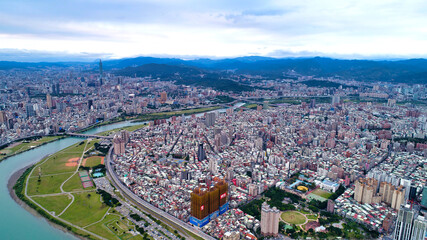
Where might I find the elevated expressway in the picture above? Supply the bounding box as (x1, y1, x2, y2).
(105, 148, 215, 240)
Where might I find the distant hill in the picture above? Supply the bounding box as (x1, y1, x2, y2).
(0, 61, 66, 70)
(300, 80, 356, 89)
(2, 56, 427, 84)
(114, 63, 202, 78)
(109, 56, 427, 84)
(114, 63, 254, 92)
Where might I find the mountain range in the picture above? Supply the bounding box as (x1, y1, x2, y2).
(1, 56, 427, 85)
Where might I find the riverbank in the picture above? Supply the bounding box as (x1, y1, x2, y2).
(8, 165, 82, 240)
(0, 135, 65, 163)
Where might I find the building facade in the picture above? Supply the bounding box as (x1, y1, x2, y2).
(260, 202, 280, 237)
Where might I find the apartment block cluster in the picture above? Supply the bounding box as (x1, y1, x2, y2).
(108, 97, 426, 238)
(0, 68, 224, 145)
(354, 178, 405, 210)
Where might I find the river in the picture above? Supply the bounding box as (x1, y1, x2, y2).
(1, 121, 142, 240)
(1, 103, 244, 240)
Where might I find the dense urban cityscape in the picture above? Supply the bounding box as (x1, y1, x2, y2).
(1, 1, 427, 239)
(0, 59, 426, 240)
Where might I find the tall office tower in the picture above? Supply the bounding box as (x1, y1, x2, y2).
(260, 202, 280, 237)
(160, 91, 167, 103)
(409, 185, 417, 201)
(332, 95, 340, 105)
(56, 83, 60, 94)
(25, 104, 35, 118)
(327, 199, 335, 213)
(88, 99, 93, 110)
(46, 94, 53, 109)
(0, 111, 7, 124)
(421, 185, 427, 208)
(197, 143, 206, 161)
(205, 112, 216, 127)
(394, 205, 415, 240)
(99, 59, 103, 86)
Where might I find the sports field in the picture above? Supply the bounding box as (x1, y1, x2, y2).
(311, 189, 333, 198)
(82, 156, 104, 167)
(22, 140, 140, 239)
(307, 188, 332, 202)
(281, 211, 306, 225)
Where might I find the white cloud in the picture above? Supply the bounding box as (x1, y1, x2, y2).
(0, 0, 426, 59)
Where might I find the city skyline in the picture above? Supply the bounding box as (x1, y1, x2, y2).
(1, 0, 427, 61)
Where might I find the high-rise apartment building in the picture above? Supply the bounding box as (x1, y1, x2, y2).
(205, 112, 216, 127)
(393, 204, 427, 240)
(391, 186, 405, 210)
(46, 94, 53, 109)
(113, 135, 125, 155)
(25, 103, 35, 118)
(412, 215, 427, 240)
(327, 199, 335, 213)
(0, 111, 7, 124)
(208, 157, 218, 174)
(260, 202, 280, 237)
(190, 179, 228, 227)
(160, 91, 167, 103)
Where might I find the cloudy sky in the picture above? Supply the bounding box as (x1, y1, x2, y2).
(0, 0, 426, 61)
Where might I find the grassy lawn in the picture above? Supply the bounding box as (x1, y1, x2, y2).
(83, 156, 104, 167)
(32, 194, 73, 215)
(27, 173, 73, 195)
(97, 124, 147, 136)
(61, 191, 108, 227)
(300, 209, 310, 214)
(62, 173, 94, 192)
(106, 219, 136, 239)
(311, 189, 333, 199)
(281, 211, 306, 225)
(242, 103, 258, 109)
(0, 136, 62, 160)
(23, 138, 145, 240)
(307, 214, 318, 220)
(36, 151, 81, 175)
(32, 140, 90, 175)
(86, 211, 139, 240)
(133, 106, 221, 122)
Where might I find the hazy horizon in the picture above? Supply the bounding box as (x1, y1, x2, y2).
(1, 0, 427, 61)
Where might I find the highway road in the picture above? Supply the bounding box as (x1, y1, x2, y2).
(105, 147, 216, 240)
